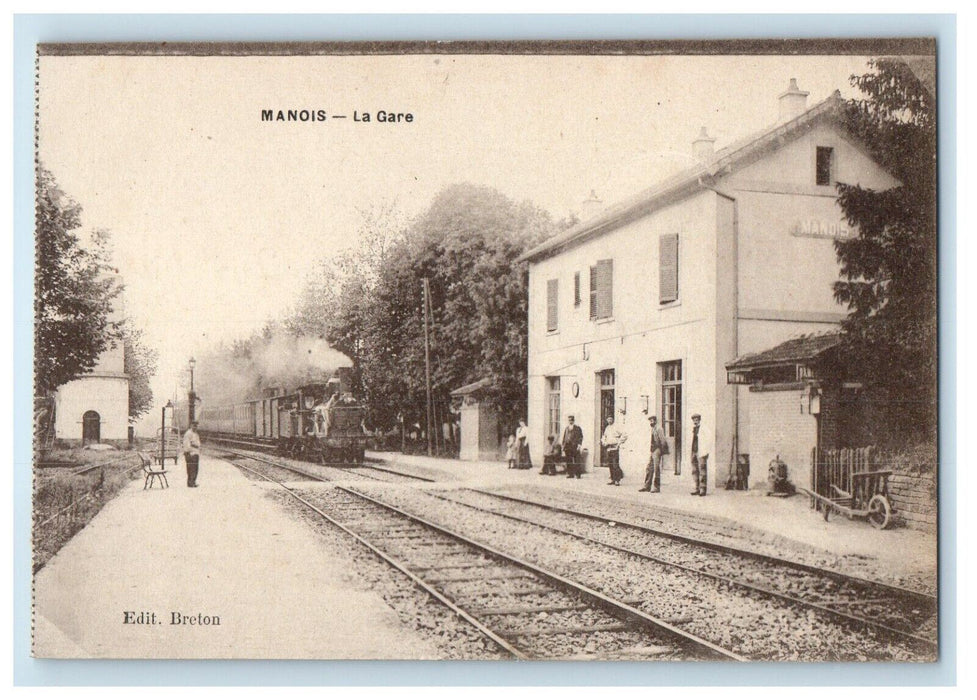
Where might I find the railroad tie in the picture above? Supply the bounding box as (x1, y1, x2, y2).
(425, 571, 535, 584)
(508, 623, 631, 636)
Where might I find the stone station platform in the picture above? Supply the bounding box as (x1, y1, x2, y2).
(32, 454, 439, 659)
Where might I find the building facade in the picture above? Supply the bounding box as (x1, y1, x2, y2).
(520, 81, 898, 487)
(53, 284, 129, 446)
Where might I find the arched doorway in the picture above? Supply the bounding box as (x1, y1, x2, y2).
(82, 410, 100, 445)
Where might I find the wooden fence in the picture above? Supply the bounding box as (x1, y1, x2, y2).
(810, 446, 875, 511)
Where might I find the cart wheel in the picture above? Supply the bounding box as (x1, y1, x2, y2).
(868, 495, 892, 530)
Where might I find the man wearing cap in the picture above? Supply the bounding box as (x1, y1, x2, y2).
(182, 421, 201, 488)
(640, 414, 668, 492)
(561, 415, 584, 479)
(690, 413, 708, 496)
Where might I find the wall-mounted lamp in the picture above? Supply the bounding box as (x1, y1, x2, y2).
(618, 397, 627, 415)
(640, 395, 650, 414)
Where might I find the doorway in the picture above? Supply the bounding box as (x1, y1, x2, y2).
(595, 369, 615, 466)
(659, 361, 682, 474)
(82, 410, 100, 445)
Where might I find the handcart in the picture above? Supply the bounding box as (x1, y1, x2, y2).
(798, 469, 894, 530)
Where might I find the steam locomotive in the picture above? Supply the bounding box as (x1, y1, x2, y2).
(180, 368, 370, 464)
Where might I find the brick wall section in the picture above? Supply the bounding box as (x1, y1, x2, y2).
(747, 386, 817, 489)
(887, 471, 937, 533)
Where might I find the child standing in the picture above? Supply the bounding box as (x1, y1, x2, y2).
(505, 434, 517, 469)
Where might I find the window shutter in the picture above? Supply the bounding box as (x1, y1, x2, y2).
(659, 234, 679, 304)
(546, 278, 559, 332)
(589, 266, 598, 319)
(573, 272, 581, 307)
(596, 259, 613, 319)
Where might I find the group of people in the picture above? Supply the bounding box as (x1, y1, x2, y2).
(505, 415, 585, 478)
(507, 412, 709, 495)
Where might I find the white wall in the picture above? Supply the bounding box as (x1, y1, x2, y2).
(55, 375, 130, 442)
(528, 190, 719, 481)
(526, 116, 897, 486)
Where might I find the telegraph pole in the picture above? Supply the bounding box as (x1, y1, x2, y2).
(188, 357, 197, 422)
(422, 278, 433, 456)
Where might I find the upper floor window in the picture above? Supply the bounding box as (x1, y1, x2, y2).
(546, 278, 559, 332)
(659, 234, 679, 304)
(816, 146, 834, 186)
(573, 272, 581, 307)
(589, 259, 613, 320)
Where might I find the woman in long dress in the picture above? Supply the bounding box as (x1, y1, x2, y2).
(516, 419, 532, 470)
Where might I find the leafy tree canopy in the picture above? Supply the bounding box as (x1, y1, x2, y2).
(35, 167, 122, 395)
(121, 322, 159, 420)
(288, 184, 558, 433)
(832, 58, 937, 444)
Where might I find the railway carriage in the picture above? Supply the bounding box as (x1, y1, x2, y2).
(186, 369, 370, 465)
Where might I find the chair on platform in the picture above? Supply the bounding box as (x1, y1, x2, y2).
(141, 452, 169, 489)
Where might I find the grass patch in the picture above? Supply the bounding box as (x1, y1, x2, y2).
(33, 448, 143, 572)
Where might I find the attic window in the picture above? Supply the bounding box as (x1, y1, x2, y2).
(816, 147, 834, 186)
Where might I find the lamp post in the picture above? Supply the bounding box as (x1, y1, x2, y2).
(188, 357, 197, 422)
(160, 399, 173, 464)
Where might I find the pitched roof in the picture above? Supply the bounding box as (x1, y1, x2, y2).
(450, 377, 493, 397)
(725, 332, 842, 371)
(518, 90, 845, 263)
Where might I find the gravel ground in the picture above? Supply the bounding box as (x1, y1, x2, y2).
(496, 484, 938, 596)
(294, 487, 705, 660)
(351, 484, 931, 661)
(439, 487, 936, 640)
(265, 487, 510, 660)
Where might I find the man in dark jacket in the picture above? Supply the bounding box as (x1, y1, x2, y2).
(640, 414, 668, 492)
(561, 415, 584, 479)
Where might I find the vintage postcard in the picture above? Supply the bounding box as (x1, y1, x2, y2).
(32, 40, 939, 662)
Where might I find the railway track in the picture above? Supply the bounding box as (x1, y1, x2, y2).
(210, 444, 433, 484)
(429, 488, 938, 657)
(220, 451, 743, 661)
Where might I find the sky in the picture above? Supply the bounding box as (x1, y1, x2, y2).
(36, 52, 874, 433)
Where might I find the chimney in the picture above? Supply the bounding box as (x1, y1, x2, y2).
(692, 126, 716, 161)
(580, 189, 603, 220)
(778, 78, 810, 122)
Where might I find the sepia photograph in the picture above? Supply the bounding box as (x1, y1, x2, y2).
(30, 39, 939, 664)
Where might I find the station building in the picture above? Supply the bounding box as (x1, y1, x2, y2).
(53, 283, 130, 446)
(519, 81, 898, 488)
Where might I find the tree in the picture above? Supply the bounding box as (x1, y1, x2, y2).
(832, 58, 937, 445)
(121, 323, 158, 420)
(34, 167, 122, 395)
(287, 184, 557, 436)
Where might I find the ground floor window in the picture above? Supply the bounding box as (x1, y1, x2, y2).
(659, 361, 682, 472)
(546, 376, 561, 439)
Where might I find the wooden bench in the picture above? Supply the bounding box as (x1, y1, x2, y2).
(140, 452, 169, 489)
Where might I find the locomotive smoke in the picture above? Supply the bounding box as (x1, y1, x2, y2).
(252, 335, 351, 391)
(194, 332, 352, 407)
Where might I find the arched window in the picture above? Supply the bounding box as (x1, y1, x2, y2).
(82, 410, 100, 445)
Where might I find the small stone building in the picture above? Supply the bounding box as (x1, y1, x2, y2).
(450, 378, 500, 462)
(53, 283, 130, 446)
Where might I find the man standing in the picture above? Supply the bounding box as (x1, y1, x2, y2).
(640, 414, 668, 492)
(561, 415, 584, 479)
(689, 413, 708, 496)
(600, 415, 627, 486)
(183, 421, 201, 488)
